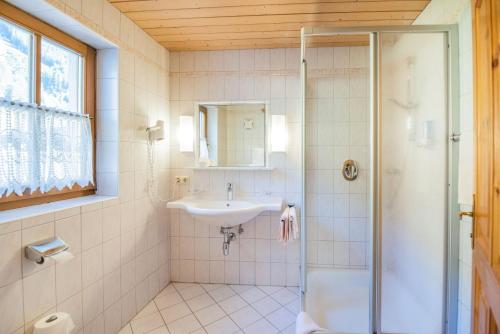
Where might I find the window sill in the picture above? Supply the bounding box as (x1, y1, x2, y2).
(0, 195, 118, 225)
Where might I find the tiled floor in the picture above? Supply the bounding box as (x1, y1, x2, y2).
(119, 283, 299, 334)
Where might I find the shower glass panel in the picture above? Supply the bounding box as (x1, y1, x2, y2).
(302, 34, 372, 334)
(379, 31, 448, 334)
(301, 27, 457, 334)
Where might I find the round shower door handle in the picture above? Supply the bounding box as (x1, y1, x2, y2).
(342, 160, 359, 181)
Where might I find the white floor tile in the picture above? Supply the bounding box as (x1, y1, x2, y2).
(243, 318, 278, 334)
(229, 305, 262, 328)
(167, 314, 201, 334)
(252, 297, 281, 316)
(160, 302, 192, 324)
(195, 304, 226, 326)
(155, 291, 183, 310)
(280, 323, 295, 334)
(134, 301, 158, 320)
(239, 287, 267, 304)
(122, 283, 299, 334)
(284, 299, 300, 315)
(270, 289, 297, 305)
(186, 293, 216, 312)
(191, 329, 207, 334)
(147, 326, 170, 334)
(204, 316, 240, 334)
(219, 295, 248, 314)
(265, 307, 295, 330)
(177, 284, 205, 300)
(131, 312, 165, 334)
(208, 286, 236, 302)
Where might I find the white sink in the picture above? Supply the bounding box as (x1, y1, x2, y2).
(166, 197, 283, 226)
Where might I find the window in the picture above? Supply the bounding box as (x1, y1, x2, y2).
(41, 38, 83, 113)
(0, 2, 96, 210)
(0, 17, 33, 102)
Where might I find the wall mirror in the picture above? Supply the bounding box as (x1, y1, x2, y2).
(195, 102, 269, 168)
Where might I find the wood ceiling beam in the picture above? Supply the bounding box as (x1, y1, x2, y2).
(124, 1, 428, 20)
(144, 20, 412, 36)
(110, 0, 427, 12)
(135, 11, 421, 29)
(162, 34, 369, 51)
(155, 30, 303, 42)
(153, 30, 375, 42)
(166, 41, 368, 51)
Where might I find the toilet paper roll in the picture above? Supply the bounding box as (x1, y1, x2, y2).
(50, 251, 74, 265)
(33, 312, 75, 334)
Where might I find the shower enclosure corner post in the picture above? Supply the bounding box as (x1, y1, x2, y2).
(299, 26, 308, 310)
(445, 24, 461, 334)
(369, 31, 381, 334)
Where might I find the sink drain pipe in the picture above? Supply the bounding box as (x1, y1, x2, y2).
(220, 225, 244, 256)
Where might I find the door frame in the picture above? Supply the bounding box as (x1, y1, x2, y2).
(300, 25, 460, 334)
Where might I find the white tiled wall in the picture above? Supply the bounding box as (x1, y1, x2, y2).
(168, 46, 369, 286)
(304, 46, 370, 269)
(169, 48, 302, 287)
(0, 0, 171, 334)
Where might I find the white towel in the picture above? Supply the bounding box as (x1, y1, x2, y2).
(279, 206, 290, 243)
(295, 312, 326, 334)
(279, 206, 299, 244)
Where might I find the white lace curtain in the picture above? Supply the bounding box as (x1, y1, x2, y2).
(0, 99, 93, 196)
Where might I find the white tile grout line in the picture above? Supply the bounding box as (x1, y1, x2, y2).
(175, 283, 265, 333)
(126, 283, 299, 334)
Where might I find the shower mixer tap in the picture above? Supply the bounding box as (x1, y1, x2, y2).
(342, 160, 359, 181)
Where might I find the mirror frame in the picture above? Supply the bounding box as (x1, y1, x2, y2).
(193, 101, 271, 169)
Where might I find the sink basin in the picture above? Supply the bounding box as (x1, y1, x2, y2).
(166, 197, 283, 226)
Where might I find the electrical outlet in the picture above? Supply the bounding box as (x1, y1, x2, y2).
(175, 176, 189, 184)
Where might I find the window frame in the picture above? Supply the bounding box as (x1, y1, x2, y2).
(0, 1, 96, 210)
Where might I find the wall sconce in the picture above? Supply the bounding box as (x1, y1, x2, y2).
(179, 115, 193, 152)
(271, 114, 287, 152)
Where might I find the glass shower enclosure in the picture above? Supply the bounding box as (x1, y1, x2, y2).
(300, 26, 460, 334)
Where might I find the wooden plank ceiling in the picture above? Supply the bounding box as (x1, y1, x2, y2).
(109, 0, 431, 51)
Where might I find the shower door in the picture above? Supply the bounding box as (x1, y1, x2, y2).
(300, 26, 460, 334)
(376, 30, 456, 334)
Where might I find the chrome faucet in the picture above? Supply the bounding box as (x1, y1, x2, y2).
(226, 182, 233, 202)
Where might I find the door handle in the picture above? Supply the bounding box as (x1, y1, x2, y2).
(459, 195, 475, 249)
(458, 211, 474, 219)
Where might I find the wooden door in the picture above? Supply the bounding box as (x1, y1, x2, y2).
(472, 0, 500, 332)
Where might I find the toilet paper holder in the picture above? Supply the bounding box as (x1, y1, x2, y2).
(25, 237, 69, 264)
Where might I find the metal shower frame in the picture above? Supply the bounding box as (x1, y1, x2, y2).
(299, 25, 460, 334)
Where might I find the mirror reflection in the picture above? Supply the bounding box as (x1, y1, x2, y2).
(198, 103, 266, 167)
